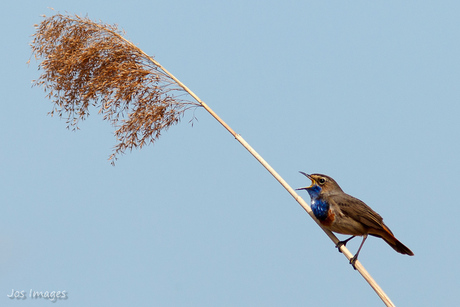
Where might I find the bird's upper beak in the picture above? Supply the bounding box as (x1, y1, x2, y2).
(296, 171, 315, 190)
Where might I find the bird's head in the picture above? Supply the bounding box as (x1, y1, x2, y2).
(296, 172, 343, 198)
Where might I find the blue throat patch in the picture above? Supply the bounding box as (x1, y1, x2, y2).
(307, 185, 329, 221)
(306, 185, 321, 199)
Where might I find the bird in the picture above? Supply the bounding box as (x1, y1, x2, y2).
(296, 172, 413, 269)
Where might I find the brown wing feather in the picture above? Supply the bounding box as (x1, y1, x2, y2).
(329, 193, 414, 255)
(329, 193, 389, 232)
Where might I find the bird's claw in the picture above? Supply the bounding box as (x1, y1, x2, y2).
(335, 240, 347, 253)
(349, 256, 358, 270)
(335, 236, 356, 254)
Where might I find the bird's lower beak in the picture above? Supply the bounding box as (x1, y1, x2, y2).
(296, 171, 315, 190)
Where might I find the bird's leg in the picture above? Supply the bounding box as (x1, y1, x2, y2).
(349, 234, 368, 270)
(335, 236, 356, 253)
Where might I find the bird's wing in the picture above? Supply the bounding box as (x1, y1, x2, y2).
(329, 193, 391, 233)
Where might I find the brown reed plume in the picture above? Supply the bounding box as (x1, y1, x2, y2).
(30, 13, 199, 164)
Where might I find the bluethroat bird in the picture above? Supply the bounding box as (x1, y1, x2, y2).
(297, 172, 414, 269)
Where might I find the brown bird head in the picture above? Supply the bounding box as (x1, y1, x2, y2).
(297, 172, 343, 196)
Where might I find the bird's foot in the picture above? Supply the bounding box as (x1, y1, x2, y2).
(335, 236, 356, 253)
(335, 240, 348, 253)
(335, 241, 347, 253)
(349, 256, 358, 270)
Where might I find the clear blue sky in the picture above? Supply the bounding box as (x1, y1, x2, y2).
(2, 1, 459, 306)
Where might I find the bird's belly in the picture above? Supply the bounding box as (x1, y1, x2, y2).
(324, 214, 367, 236)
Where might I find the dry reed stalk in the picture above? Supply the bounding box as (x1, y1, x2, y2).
(31, 13, 395, 307)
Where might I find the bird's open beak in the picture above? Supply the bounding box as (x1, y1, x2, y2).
(296, 171, 315, 190)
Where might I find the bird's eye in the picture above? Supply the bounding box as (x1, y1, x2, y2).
(318, 178, 326, 184)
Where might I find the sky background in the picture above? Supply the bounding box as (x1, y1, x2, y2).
(1, 1, 459, 306)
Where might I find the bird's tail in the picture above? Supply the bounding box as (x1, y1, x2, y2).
(370, 224, 414, 256)
(382, 236, 414, 256)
